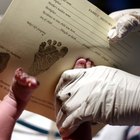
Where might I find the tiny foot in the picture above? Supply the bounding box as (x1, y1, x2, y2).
(14, 68, 39, 89)
(74, 58, 95, 69)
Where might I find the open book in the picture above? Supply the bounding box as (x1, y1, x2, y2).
(0, 0, 140, 133)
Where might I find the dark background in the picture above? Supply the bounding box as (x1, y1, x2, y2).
(88, 0, 140, 14)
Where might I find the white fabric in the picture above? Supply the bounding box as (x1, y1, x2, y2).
(92, 125, 128, 140)
(55, 66, 140, 137)
(108, 9, 140, 42)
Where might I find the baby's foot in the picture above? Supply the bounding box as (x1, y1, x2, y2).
(9, 68, 39, 102)
(14, 68, 39, 89)
(74, 58, 95, 69)
(0, 68, 39, 121)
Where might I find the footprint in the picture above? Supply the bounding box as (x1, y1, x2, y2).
(28, 39, 68, 76)
(0, 52, 10, 73)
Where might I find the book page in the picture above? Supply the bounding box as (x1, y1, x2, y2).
(0, 0, 140, 123)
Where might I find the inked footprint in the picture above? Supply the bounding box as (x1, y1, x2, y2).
(28, 39, 68, 76)
(0, 52, 10, 73)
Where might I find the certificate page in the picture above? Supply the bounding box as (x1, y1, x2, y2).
(0, 0, 140, 123)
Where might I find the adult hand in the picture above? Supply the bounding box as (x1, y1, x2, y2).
(0, 68, 39, 140)
(55, 58, 140, 138)
(108, 9, 140, 42)
(55, 58, 94, 140)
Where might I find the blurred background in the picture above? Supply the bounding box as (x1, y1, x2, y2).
(0, 0, 11, 15)
(88, 0, 140, 14)
(12, 111, 61, 140)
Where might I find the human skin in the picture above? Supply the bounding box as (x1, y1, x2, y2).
(0, 68, 39, 140)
